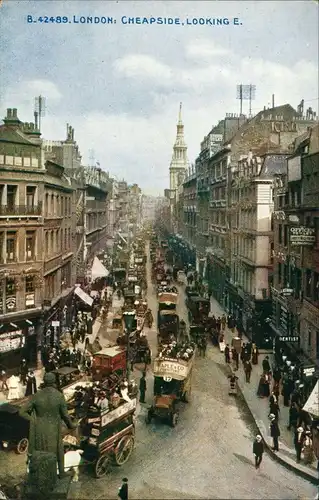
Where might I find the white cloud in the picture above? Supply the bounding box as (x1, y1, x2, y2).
(2, 80, 62, 116)
(186, 40, 231, 58)
(113, 55, 172, 82)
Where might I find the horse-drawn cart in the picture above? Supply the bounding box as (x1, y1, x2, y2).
(63, 398, 137, 478)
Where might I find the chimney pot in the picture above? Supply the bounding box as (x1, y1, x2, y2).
(12, 109, 17, 118)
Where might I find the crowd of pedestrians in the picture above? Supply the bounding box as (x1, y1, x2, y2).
(219, 324, 317, 468)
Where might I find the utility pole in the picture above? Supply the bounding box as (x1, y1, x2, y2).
(34, 95, 46, 132)
(236, 84, 256, 117)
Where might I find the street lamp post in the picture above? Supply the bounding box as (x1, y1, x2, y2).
(122, 311, 135, 379)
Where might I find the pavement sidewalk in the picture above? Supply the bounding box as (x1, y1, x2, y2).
(209, 296, 319, 484)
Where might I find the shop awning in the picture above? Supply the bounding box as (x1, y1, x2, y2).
(74, 287, 93, 307)
(303, 381, 319, 417)
(91, 257, 109, 280)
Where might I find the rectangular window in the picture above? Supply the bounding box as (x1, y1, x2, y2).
(308, 328, 312, 347)
(7, 185, 17, 208)
(25, 275, 35, 293)
(314, 272, 319, 302)
(305, 269, 312, 298)
(26, 186, 36, 208)
(0, 232, 3, 264)
(5, 277, 16, 296)
(283, 225, 288, 246)
(5, 277, 16, 312)
(26, 230, 36, 261)
(6, 231, 16, 262)
(278, 224, 282, 244)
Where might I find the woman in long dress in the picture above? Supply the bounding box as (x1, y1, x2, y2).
(7, 374, 21, 400)
(251, 344, 259, 365)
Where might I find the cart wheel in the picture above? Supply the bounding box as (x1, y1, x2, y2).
(171, 412, 178, 428)
(16, 438, 29, 454)
(95, 454, 111, 478)
(114, 435, 135, 466)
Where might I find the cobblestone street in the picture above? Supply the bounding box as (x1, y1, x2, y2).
(0, 247, 317, 499)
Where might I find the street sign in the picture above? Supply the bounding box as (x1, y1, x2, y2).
(52, 321, 60, 327)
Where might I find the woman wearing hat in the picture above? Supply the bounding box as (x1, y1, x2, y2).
(270, 414, 280, 452)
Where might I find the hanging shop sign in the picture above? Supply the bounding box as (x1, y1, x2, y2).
(303, 365, 316, 377)
(0, 330, 25, 353)
(279, 336, 299, 342)
(290, 227, 316, 246)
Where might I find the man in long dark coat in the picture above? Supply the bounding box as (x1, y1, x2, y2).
(19, 372, 76, 477)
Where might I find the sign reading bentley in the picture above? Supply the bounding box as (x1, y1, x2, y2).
(289, 226, 316, 246)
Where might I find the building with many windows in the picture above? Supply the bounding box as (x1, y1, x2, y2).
(0, 108, 44, 367)
(271, 123, 319, 368)
(41, 159, 76, 344)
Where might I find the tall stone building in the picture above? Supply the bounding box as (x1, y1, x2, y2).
(43, 127, 85, 282)
(0, 109, 44, 367)
(182, 165, 197, 252)
(225, 104, 317, 343)
(169, 103, 188, 229)
(271, 123, 319, 370)
(196, 114, 246, 283)
(43, 128, 111, 283)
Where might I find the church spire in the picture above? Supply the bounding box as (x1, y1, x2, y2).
(178, 102, 182, 124)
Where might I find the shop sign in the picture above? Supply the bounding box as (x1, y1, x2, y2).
(279, 336, 299, 342)
(0, 330, 25, 353)
(303, 366, 316, 377)
(128, 276, 137, 282)
(282, 288, 293, 296)
(25, 293, 35, 307)
(290, 227, 316, 246)
(52, 321, 60, 327)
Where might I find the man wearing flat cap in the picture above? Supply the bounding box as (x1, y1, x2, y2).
(20, 371, 77, 477)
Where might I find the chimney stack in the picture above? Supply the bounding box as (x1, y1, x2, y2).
(7, 108, 12, 118)
(272, 94, 275, 108)
(12, 109, 17, 118)
(34, 111, 38, 129)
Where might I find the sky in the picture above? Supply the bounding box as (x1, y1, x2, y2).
(0, 1, 318, 195)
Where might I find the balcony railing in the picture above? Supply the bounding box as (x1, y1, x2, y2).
(0, 203, 42, 216)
